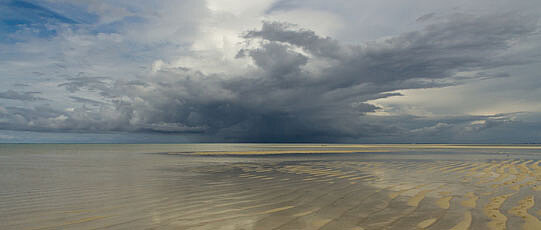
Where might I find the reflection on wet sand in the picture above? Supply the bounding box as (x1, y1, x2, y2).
(171, 153, 541, 229)
(2, 144, 541, 229)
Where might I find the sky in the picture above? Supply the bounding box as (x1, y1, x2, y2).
(1, 0, 541, 143)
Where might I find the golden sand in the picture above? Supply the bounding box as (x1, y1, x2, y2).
(388, 185, 424, 199)
(417, 218, 437, 229)
(259, 206, 295, 214)
(436, 196, 453, 209)
(292, 208, 319, 217)
(484, 193, 515, 230)
(186, 150, 389, 155)
(460, 192, 478, 209)
(449, 211, 472, 230)
(9, 145, 541, 230)
(169, 144, 541, 156)
(29, 216, 107, 230)
(508, 196, 541, 230)
(227, 144, 541, 149)
(407, 189, 432, 207)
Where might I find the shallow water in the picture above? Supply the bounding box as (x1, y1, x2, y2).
(1, 144, 541, 229)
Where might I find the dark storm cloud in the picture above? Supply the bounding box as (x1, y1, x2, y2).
(244, 22, 344, 59)
(1, 12, 539, 142)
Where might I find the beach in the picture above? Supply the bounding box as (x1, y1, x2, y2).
(2, 144, 541, 229)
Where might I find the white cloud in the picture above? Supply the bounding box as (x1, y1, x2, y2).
(1, 0, 541, 143)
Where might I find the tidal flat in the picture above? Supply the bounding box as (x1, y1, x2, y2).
(2, 144, 541, 230)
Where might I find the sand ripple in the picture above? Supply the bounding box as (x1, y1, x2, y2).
(4, 144, 541, 229)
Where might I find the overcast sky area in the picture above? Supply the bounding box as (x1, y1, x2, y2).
(1, 0, 541, 143)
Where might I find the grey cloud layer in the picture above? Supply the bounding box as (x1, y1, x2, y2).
(1, 11, 540, 142)
(0, 90, 45, 101)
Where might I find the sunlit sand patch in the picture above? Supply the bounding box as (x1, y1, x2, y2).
(28, 216, 108, 230)
(477, 163, 503, 184)
(249, 175, 267, 179)
(438, 164, 459, 172)
(496, 163, 510, 174)
(407, 189, 433, 207)
(508, 196, 541, 230)
(423, 165, 440, 173)
(466, 162, 492, 177)
(530, 182, 541, 191)
(245, 144, 541, 150)
(510, 183, 529, 192)
(509, 179, 529, 191)
(341, 189, 407, 229)
(417, 218, 438, 229)
(455, 162, 481, 174)
(443, 164, 471, 174)
(292, 208, 320, 217)
(217, 200, 275, 210)
(303, 177, 318, 181)
(259, 205, 295, 214)
(186, 202, 274, 218)
(286, 185, 388, 229)
(337, 173, 360, 179)
(10, 145, 541, 230)
(482, 191, 494, 196)
(490, 168, 511, 184)
(439, 191, 451, 196)
(530, 160, 541, 170)
(252, 183, 362, 229)
(388, 184, 424, 199)
(348, 176, 366, 181)
(170, 205, 297, 227)
(509, 165, 519, 174)
(485, 193, 515, 230)
(316, 178, 336, 183)
(460, 192, 478, 209)
(436, 196, 453, 209)
(511, 160, 523, 165)
(60, 209, 92, 214)
(449, 211, 472, 230)
(168, 191, 298, 221)
(184, 150, 389, 155)
(238, 174, 251, 178)
(462, 176, 473, 183)
(308, 219, 333, 229)
(518, 162, 534, 178)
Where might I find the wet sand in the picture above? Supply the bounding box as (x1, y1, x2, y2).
(2, 144, 541, 229)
